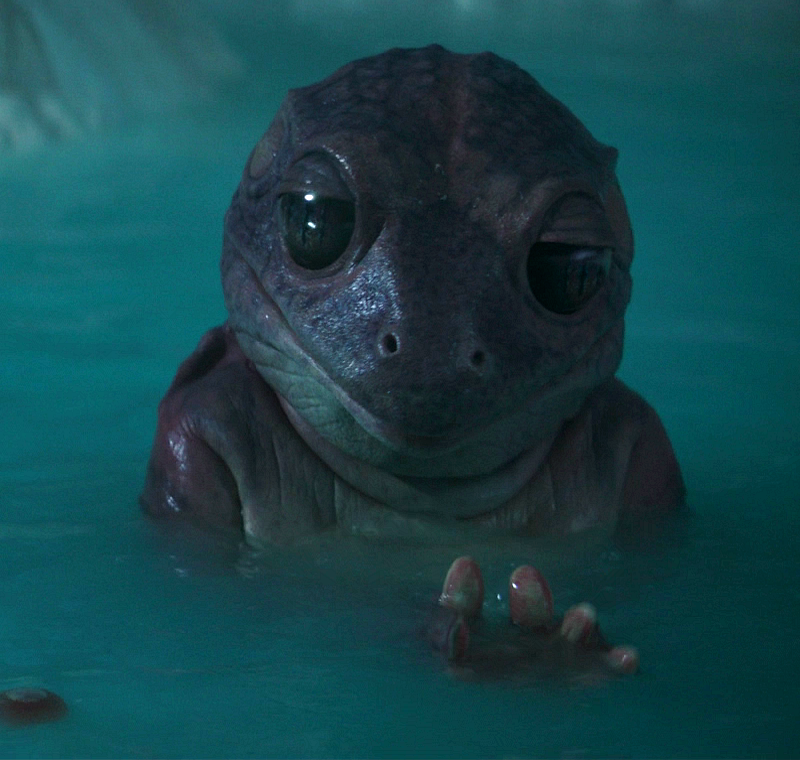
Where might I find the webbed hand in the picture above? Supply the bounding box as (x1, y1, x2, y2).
(428, 556, 639, 680)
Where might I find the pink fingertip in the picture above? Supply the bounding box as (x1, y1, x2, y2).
(439, 556, 484, 618)
(606, 645, 640, 675)
(509, 565, 554, 629)
(560, 602, 598, 644)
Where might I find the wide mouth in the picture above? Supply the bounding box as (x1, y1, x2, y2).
(331, 393, 485, 454)
(246, 313, 573, 460)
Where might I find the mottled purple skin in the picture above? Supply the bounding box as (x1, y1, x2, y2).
(141, 46, 684, 545)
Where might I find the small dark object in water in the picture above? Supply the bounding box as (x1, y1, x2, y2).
(0, 688, 67, 725)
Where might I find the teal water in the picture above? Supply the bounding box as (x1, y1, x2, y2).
(1, 1, 799, 757)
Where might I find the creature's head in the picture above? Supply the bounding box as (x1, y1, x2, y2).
(221, 45, 633, 478)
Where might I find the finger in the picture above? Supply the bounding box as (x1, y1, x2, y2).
(605, 645, 640, 675)
(439, 556, 484, 619)
(509, 565, 554, 630)
(560, 602, 598, 645)
(428, 606, 470, 662)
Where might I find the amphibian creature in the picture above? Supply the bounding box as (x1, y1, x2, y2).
(141, 45, 685, 545)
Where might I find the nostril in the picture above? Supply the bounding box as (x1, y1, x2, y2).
(470, 350, 485, 368)
(381, 333, 399, 355)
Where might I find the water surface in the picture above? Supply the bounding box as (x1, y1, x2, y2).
(1, 1, 798, 756)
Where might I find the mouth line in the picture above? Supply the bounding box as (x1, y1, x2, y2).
(257, 340, 478, 454)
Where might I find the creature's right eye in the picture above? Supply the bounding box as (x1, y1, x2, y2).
(527, 242, 611, 314)
(278, 192, 355, 270)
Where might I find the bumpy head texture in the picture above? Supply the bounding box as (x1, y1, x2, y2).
(221, 45, 633, 478)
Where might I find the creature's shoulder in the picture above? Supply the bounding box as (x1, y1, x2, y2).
(140, 324, 276, 530)
(590, 378, 686, 515)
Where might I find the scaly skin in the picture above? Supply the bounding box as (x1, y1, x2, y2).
(141, 45, 685, 545)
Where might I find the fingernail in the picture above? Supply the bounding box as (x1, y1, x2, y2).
(509, 565, 553, 629)
(439, 556, 484, 618)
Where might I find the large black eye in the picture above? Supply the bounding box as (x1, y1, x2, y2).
(278, 192, 355, 270)
(527, 242, 612, 314)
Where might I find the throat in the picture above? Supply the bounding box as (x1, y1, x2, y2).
(278, 395, 559, 519)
